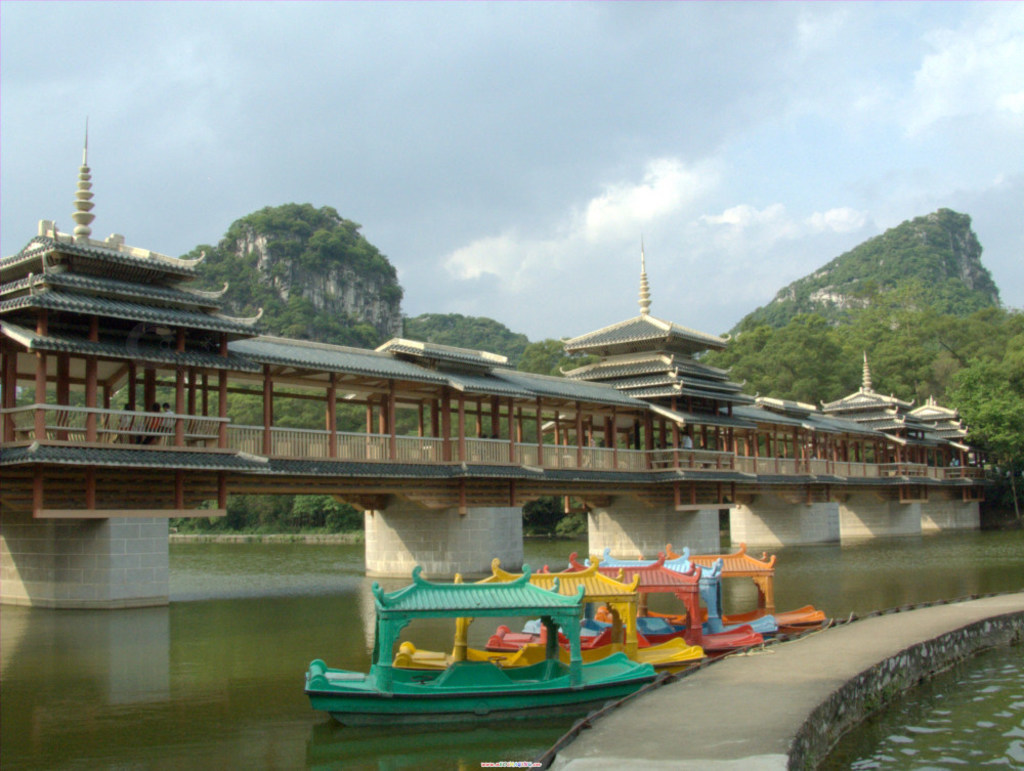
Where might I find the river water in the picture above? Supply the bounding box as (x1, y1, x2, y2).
(2, 531, 1022, 770)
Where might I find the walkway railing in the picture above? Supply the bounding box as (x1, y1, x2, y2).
(2, 405, 981, 481)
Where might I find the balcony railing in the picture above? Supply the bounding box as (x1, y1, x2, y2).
(1, 405, 982, 481)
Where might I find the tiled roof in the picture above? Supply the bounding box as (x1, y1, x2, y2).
(377, 338, 508, 369)
(623, 384, 756, 404)
(0, 290, 258, 335)
(482, 559, 640, 600)
(821, 388, 914, 412)
(1, 236, 198, 283)
(229, 337, 451, 385)
(32, 271, 225, 311)
(373, 565, 583, 617)
(0, 321, 260, 372)
(564, 314, 729, 355)
(492, 369, 645, 408)
(0, 444, 268, 471)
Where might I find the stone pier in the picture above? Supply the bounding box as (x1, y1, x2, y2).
(363, 499, 523, 579)
(0, 511, 169, 608)
(921, 491, 980, 533)
(587, 496, 721, 558)
(837, 491, 922, 540)
(729, 492, 840, 548)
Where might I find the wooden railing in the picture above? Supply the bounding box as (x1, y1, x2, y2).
(1, 405, 982, 481)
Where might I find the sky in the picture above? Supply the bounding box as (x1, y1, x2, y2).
(2, 2, 1021, 341)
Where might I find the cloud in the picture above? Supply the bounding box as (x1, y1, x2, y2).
(906, 5, 1024, 135)
(806, 207, 868, 234)
(443, 157, 719, 288)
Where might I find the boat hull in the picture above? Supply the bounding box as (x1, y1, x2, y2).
(305, 655, 656, 726)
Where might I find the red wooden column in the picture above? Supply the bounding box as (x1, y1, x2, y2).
(388, 380, 397, 461)
(327, 373, 338, 458)
(441, 388, 451, 462)
(507, 397, 515, 463)
(85, 317, 99, 443)
(1, 338, 17, 441)
(127, 362, 138, 411)
(218, 335, 230, 450)
(457, 394, 466, 462)
(535, 396, 543, 467)
(55, 354, 70, 439)
(174, 329, 186, 446)
(262, 364, 273, 456)
(610, 407, 618, 469)
(34, 311, 48, 441)
(575, 401, 584, 468)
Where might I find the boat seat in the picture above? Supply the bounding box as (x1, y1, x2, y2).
(433, 662, 514, 688)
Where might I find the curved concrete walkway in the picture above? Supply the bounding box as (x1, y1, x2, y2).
(548, 592, 1024, 770)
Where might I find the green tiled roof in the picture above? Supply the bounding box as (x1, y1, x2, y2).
(35, 271, 225, 311)
(0, 321, 260, 372)
(492, 369, 643, 409)
(0, 444, 267, 471)
(1, 236, 198, 283)
(377, 338, 509, 369)
(374, 565, 583, 618)
(564, 314, 728, 356)
(0, 290, 259, 335)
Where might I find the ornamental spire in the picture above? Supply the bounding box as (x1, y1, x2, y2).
(862, 351, 873, 392)
(71, 120, 95, 242)
(638, 237, 651, 315)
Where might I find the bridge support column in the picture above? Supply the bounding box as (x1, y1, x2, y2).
(920, 492, 980, 532)
(587, 497, 720, 559)
(838, 492, 922, 540)
(1, 510, 169, 608)
(364, 500, 523, 579)
(729, 493, 840, 547)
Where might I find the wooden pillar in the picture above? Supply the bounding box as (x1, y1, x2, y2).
(33, 466, 44, 516)
(441, 388, 452, 462)
(475, 400, 483, 438)
(490, 396, 500, 438)
(262, 364, 273, 456)
(143, 367, 156, 413)
(85, 467, 96, 509)
(431, 397, 440, 438)
(388, 380, 397, 461)
(575, 401, 584, 468)
(85, 355, 98, 442)
(174, 351, 186, 448)
(34, 350, 47, 441)
(535, 397, 544, 467)
(507, 397, 515, 463)
(127, 362, 137, 411)
(327, 374, 338, 458)
(457, 394, 466, 462)
(1, 339, 17, 441)
(218, 368, 228, 449)
(187, 366, 197, 416)
(610, 407, 618, 469)
(218, 472, 228, 509)
(201, 371, 209, 416)
(175, 470, 185, 509)
(417, 402, 425, 437)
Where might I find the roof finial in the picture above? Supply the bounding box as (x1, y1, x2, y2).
(638, 236, 651, 315)
(72, 119, 95, 242)
(862, 351, 872, 392)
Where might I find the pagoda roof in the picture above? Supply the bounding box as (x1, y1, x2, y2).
(377, 338, 508, 371)
(677, 542, 776, 578)
(564, 314, 729, 357)
(567, 552, 701, 595)
(372, 565, 583, 619)
(1, 234, 201, 284)
(0, 289, 260, 336)
(821, 387, 914, 412)
(481, 558, 640, 602)
(565, 352, 732, 383)
(3, 271, 228, 311)
(0, 321, 259, 372)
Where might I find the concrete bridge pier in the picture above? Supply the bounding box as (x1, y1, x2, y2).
(920, 491, 980, 533)
(729, 492, 840, 548)
(363, 498, 523, 579)
(0, 511, 169, 608)
(837, 491, 923, 540)
(587, 496, 721, 559)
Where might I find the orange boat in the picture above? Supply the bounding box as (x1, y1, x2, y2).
(665, 542, 827, 633)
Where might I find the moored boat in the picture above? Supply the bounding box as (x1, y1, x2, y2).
(304, 566, 657, 725)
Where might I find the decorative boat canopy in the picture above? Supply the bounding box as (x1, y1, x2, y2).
(481, 557, 641, 602)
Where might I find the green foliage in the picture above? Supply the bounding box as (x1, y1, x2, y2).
(171, 495, 363, 533)
(190, 203, 402, 345)
(403, 313, 530, 366)
(736, 209, 1000, 332)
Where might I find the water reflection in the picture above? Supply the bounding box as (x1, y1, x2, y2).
(1, 531, 1022, 770)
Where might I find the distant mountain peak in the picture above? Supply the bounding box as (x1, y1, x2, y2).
(735, 208, 1000, 331)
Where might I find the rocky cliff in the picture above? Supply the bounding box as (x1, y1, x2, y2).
(735, 209, 1001, 331)
(194, 204, 403, 345)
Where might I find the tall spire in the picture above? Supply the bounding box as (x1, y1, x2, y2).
(71, 120, 95, 242)
(638, 237, 651, 316)
(862, 351, 873, 392)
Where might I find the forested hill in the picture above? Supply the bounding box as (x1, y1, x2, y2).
(190, 204, 403, 347)
(734, 209, 1001, 332)
(402, 314, 531, 367)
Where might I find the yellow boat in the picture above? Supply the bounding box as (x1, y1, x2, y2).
(393, 559, 704, 673)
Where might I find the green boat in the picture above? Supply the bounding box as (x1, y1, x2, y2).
(304, 566, 657, 725)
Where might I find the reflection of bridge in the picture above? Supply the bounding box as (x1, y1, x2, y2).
(0, 149, 984, 608)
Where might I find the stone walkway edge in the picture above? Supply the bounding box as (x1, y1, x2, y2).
(542, 591, 1024, 770)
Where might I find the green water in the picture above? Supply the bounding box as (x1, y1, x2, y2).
(2, 531, 1023, 770)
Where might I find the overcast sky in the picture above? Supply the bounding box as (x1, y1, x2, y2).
(2, 2, 1021, 341)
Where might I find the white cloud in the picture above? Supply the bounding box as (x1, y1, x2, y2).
(906, 5, 1024, 135)
(443, 157, 719, 289)
(805, 207, 868, 234)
